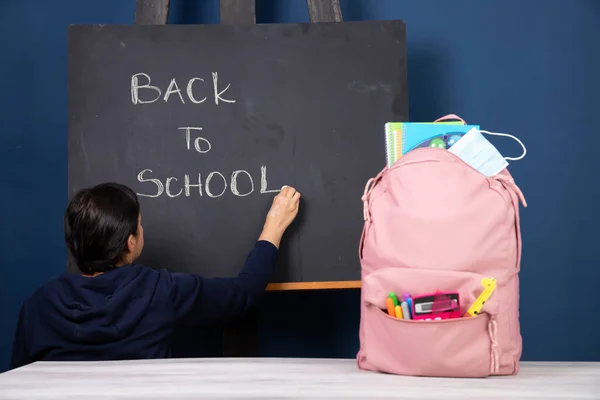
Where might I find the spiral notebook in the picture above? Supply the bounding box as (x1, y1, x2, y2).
(385, 121, 479, 167)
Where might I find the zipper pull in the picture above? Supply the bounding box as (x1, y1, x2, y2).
(492, 175, 527, 207)
(361, 167, 387, 221)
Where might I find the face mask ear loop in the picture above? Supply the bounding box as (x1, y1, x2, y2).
(479, 130, 527, 161)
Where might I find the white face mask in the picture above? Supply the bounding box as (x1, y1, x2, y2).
(448, 128, 527, 177)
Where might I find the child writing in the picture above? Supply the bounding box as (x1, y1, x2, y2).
(10, 182, 300, 369)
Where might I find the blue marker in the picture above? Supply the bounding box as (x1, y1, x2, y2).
(403, 293, 413, 319)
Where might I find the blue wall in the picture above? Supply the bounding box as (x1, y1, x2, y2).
(1, 0, 599, 371)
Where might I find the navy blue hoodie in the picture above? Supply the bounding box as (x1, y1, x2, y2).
(10, 241, 277, 369)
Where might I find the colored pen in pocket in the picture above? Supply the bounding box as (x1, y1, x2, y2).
(401, 301, 411, 320)
(388, 292, 400, 307)
(394, 305, 404, 319)
(385, 297, 396, 317)
(403, 293, 413, 319)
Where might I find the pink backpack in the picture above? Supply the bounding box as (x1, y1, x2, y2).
(357, 137, 526, 378)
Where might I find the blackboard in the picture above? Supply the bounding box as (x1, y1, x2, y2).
(67, 21, 408, 286)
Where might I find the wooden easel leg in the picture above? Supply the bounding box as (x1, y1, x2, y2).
(219, 0, 260, 358)
(134, 0, 171, 25)
(220, 0, 256, 24)
(129, 0, 346, 360)
(306, 0, 343, 23)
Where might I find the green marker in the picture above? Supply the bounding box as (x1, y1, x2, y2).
(388, 292, 400, 307)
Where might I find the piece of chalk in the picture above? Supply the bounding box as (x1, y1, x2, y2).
(281, 185, 288, 190)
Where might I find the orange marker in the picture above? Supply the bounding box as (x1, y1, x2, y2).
(394, 305, 404, 319)
(386, 297, 395, 316)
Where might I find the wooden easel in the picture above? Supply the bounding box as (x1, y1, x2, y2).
(133, 0, 344, 357)
(134, 0, 343, 25)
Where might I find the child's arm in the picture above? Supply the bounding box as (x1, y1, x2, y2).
(169, 240, 278, 325)
(168, 186, 300, 326)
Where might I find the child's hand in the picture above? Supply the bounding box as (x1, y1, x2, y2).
(259, 186, 301, 248)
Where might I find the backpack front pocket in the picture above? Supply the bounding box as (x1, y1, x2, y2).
(363, 305, 493, 377)
(360, 268, 499, 378)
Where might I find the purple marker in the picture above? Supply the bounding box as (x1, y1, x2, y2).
(403, 293, 413, 319)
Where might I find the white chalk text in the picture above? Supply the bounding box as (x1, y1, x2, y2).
(131, 72, 236, 105)
(136, 165, 279, 199)
(130, 72, 283, 201)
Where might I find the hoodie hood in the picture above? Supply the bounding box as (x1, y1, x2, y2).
(37, 265, 160, 344)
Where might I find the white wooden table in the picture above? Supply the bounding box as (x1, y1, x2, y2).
(0, 358, 598, 399)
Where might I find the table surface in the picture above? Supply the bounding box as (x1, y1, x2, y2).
(0, 358, 598, 399)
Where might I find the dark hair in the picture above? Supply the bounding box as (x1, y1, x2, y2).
(64, 183, 140, 275)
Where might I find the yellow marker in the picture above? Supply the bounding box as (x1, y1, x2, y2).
(465, 277, 497, 317)
(394, 305, 404, 319)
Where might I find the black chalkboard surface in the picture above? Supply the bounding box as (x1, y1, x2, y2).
(67, 21, 408, 286)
